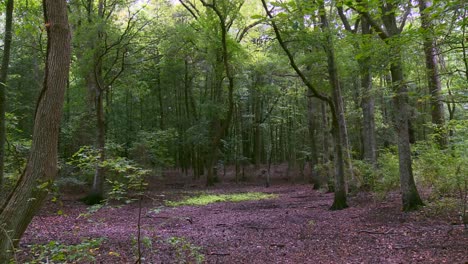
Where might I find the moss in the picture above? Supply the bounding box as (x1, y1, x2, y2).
(166, 192, 277, 207)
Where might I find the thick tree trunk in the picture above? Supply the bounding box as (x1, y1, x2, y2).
(0, 1, 71, 261)
(0, 0, 14, 194)
(200, 1, 235, 186)
(390, 62, 424, 211)
(418, 0, 446, 147)
(380, 3, 425, 211)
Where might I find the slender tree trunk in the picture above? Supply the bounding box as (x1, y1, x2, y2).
(0, 1, 71, 260)
(0, 0, 14, 194)
(89, 89, 106, 201)
(319, 2, 348, 208)
(261, 0, 347, 209)
(307, 95, 321, 189)
(360, 18, 377, 166)
(418, 0, 446, 147)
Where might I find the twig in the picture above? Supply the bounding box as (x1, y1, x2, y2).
(270, 244, 285, 248)
(207, 252, 230, 256)
(243, 225, 278, 231)
(134, 190, 143, 263)
(357, 228, 394, 235)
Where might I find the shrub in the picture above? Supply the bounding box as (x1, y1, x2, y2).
(24, 238, 104, 264)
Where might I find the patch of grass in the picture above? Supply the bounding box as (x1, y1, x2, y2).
(166, 192, 277, 207)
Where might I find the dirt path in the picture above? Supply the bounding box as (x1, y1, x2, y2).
(21, 184, 467, 263)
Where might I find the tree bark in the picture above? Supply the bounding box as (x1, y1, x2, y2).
(319, 1, 348, 208)
(356, 0, 424, 211)
(390, 61, 424, 211)
(359, 17, 377, 166)
(200, 0, 236, 186)
(418, 0, 446, 147)
(0, 0, 71, 261)
(307, 95, 321, 189)
(0, 0, 14, 194)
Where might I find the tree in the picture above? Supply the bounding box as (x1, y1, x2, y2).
(350, 0, 424, 210)
(261, 0, 348, 209)
(418, 0, 446, 147)
(0, 0, 14, 195)
(0, 0, 71, 261)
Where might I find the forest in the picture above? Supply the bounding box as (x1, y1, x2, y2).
(0, 0, 466, 262)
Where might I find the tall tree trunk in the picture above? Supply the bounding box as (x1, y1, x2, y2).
(358, 0, 424, 211)
(0, 0, 71, 260)
(360, 17, 377, 166)
(0, 0, 14, 194)
(89, 89, 106, 201)
(418, 0, 446, 147)
(383, 6, 425, 211)
(390, 61, 424, 211)
(307, 95, 321, 189)
(261, 0, 347, 209)
(200, 0, 235, 186)
(319, 2, 348, 208)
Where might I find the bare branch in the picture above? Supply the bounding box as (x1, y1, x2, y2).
(237, 19, 263, 42)
(260, 0, 331, 103)
(337, 6, 352, 32)
(179, 0, 199, 20)
(399, 1, 412, 32)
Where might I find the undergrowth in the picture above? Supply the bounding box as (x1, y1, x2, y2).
(22, 238, 104, 264)
(166, 192, 277, 206)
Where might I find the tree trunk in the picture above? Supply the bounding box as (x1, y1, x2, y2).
(89, 89, 106, 202)
(0, 0, 14, 194)
(0, 1, 71, 261)
(307, 95, 321, 189)
(360, 17, 377, 167)
(418, 0, 446, 147)
(381, 4, 425, 211)
(319, 2, 348, 208)
(200, 1, 235, 186)
(390, 62, 425, 211)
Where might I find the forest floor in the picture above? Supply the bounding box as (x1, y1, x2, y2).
(19, 177, 468, 264)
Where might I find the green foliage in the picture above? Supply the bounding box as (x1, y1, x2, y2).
(68, 146, 150, 203)
(104, 157, 150, 202)
(77, 203, 105, 219)
(3, 113, 31, 185)
(351, 159, 379, 190)
(375, 148, 401, 196)
(166, 192, 277, 207)
(24, 238, 104, 264)
(130, 129, 178, 169)
(413, 121, 467, 198)
(167, 236, 204, 264)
